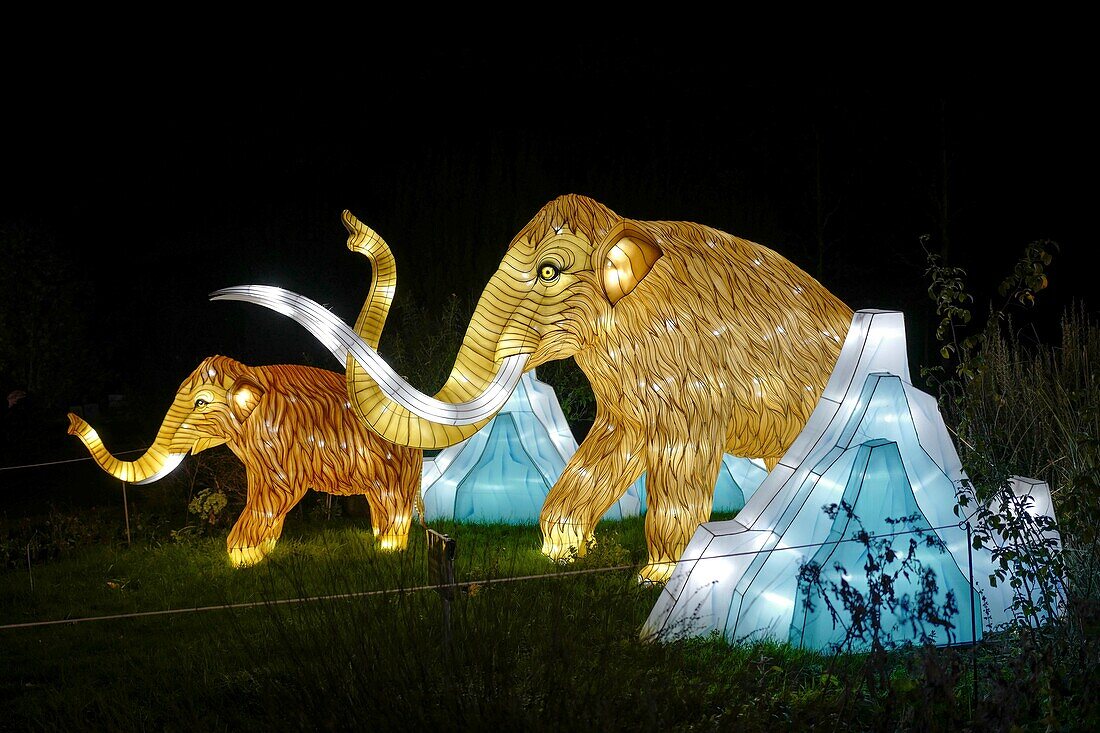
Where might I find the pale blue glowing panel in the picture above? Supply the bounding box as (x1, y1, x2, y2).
(454, 414, 561, 523)
(630, 455, 767, 515)
(789, 439, 974, 650)
(422, 370, 641, 524)
(643, 309, 1062, 652)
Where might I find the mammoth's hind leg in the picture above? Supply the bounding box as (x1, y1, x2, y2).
(640, 426, 725, 585)
(539, 414, 645, 561)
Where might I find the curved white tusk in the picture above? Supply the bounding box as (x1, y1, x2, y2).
(132, 453, 187, 485)
(210, 285, 528, 426)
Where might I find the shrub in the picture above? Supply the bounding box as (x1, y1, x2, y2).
(920, 237, 1098, 726)
(796, 503, 962, 656)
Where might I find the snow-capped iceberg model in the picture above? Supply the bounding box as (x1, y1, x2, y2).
(420, 369, 643, 524)
(642, 309, 1062, 652)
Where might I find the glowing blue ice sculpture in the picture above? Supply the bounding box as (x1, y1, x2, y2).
(420, 369, 643, 523)
(642, 309, 1062, 652)
(630, 455, 768, 514)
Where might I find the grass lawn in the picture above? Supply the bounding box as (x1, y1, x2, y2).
(1, 512, 1094, 731)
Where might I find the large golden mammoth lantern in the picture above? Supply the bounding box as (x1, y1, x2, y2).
(69, 212, 423, 566)
(215, 195, 854, 583)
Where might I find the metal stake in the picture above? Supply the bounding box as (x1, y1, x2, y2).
(122, 480, 131, 547)
(966, 521, 977, 712)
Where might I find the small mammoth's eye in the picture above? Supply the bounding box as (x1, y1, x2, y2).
(194, 398, 208, 408)
(538, 262, 560, 282)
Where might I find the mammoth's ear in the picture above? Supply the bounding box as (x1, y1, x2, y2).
(596, 221, 663, 306)
(227, 376, 265, 423)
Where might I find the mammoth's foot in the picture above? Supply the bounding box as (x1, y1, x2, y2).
(228, 538, 278, 568)
(373, 512, 412, 551)
(540, 520, 595, 563)
(374, 528, 410, 552)
(637, 561, 677, 585)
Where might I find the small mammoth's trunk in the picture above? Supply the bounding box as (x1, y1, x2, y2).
(67, 413, 186, 484)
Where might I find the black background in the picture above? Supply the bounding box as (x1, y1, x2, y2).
(2, 30, 1092, 480)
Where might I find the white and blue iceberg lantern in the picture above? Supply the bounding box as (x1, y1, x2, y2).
(420, 369, 643, 524)
(642, 309, 1062, 652)
(421, 369, 769, 525)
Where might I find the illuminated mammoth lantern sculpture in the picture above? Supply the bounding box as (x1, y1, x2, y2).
(216, 194, 854, 582)
(69, 212, 422, 567)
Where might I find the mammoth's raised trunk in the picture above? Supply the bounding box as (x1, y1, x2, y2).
(345, 272, 532, 448)
(67, 413, 186, 484)
(343, 209, 395, 352)
(340, 211, 529, 447)
(210, 283, 529, 449)
(212, 225, 532, 450)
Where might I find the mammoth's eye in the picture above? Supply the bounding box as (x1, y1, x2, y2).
(194, 398, 208, 408)
(538, 262, 560, 283)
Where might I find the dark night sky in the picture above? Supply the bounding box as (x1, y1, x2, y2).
(2, 33, 1093, 419)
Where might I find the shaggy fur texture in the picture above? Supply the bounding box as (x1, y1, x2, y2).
(504, 195, 854, 582)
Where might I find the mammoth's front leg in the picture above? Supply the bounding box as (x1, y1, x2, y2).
(364, 468, 419, 552)
(226, 474, 303, 567)
(540, 412, 645, 561)
(640, 422, 725, 584)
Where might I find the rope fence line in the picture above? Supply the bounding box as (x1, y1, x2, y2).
(0, 520, 972, 632)
(0, 449, 146, 472)
(0, 564, 638, 631)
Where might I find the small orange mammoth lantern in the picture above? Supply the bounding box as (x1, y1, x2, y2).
(69, 212, 422, 566)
